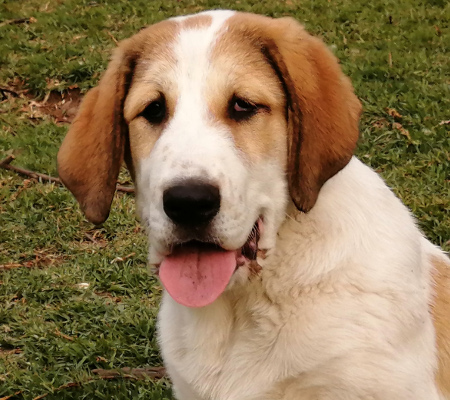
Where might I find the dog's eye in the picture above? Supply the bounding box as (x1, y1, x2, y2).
(140, 97, 166, 124)
(234, 98, 256, 113)
(229, 96, 258, 121)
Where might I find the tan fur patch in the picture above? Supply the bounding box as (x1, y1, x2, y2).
(222, 13, 361, 212)
(431, 254, 450, 396)
(124, 21, 178, 162)
(58, 50, 132, 224)
(208, 25, 287, 165)
(57, 19, 178, 224)
(180, 14, 212, 30)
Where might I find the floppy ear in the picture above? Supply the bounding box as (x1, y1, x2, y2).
(266, 18, 361, 212)
(57, 43, 136, 225)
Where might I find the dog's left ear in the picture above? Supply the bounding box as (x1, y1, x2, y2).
(57, 42, 137, 225)
(265, 18, 362, 212)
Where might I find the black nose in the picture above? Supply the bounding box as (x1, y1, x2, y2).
(163, 181, 221, 226)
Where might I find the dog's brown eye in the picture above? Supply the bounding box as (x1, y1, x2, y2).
(228, 96, 258, 121)
(141, 97, 166, 124)
(234, 98, 255, 113)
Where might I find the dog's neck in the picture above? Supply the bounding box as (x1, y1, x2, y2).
(224, 158, 380, 306)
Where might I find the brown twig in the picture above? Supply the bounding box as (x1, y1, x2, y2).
(30, 367, 165, 400)
(54, 329, 75, 341)
(32, 382, 82, 400)
(0, 155, 135, 193)
(0, 18, 34, 28)
(115, 184, 135, 193)
(0, 262, 27, 270)
(92, 367, 166, 380)
(1, 155, 59, 184)
(0, 391, 22, 400)
(107, 31, 119, 45)
(0, 86, 22, 97)
(110, 252, 136, 264)
(0, 348, 22, 355)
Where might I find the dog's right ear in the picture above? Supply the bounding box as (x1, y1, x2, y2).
(261, 17, 361, 212)
(57, 42, 137, 225)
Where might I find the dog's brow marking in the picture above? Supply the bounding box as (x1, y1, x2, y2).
(172, 10, 235, 124)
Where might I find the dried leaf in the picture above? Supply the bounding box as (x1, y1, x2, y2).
(111, 253, 135, 264)
(393, 122, 412, 141)
(75, 282, 90, 289)
(371, 118, 388, 129)
(387, 108, 402, 119)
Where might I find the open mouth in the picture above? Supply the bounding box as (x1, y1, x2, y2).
(158, 218, 263, 308)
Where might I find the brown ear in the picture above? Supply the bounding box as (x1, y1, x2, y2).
(267, 18, 361, 212)
(57, 43, 136, 225)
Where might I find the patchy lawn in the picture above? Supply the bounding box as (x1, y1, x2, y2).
(0, 0, 449, 398)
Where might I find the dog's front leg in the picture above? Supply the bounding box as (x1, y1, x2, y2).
(166, 366, 203, 400)
(171, 385, 201, 400)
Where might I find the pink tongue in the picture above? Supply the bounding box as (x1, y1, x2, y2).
(159, 245, 236, 308)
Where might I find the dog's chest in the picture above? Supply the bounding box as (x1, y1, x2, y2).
(158, 296, 288, 399)
(158, 287, 353, 400)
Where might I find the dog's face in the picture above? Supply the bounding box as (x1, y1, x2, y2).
(58, 11, 361, 307)
(127, 12, 289, 260)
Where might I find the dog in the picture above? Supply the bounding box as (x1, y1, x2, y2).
(57, 10, 450, 399)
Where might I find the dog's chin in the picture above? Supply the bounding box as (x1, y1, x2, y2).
(153, 218, 264, 308)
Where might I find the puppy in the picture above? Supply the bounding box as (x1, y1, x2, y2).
(58, 10, 450, 399)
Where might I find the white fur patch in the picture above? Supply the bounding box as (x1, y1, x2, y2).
(159, 158, 445, 400)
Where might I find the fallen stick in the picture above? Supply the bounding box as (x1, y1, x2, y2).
(0, 155, 135, 193)
(54, 329, 75, 342)
(107, 30, 119, 45)
(0, 391, 22, 400)
(92, 366, 166, 380)
(0, 86, 23, 97)
(32, 382, 80, 400)
(1, 155, 59, 184)
(0, 17, 34, 28)
(0, 262, 29, 270)
(30, 367, 165, 400)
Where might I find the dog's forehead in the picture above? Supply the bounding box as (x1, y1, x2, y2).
(173, 9, 234, 31)
(126, 12, 234, 109)
(171, 10, 236, 88)
(126, 11, 282, 121)
(170, 11, 274, 74)
(133, 11, 236, 76)
(136, 11, 275, 79)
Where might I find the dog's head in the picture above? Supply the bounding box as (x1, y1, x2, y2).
(58, 11, 361, 307)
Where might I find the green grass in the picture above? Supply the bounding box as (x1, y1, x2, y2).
(0, 0, 449, 398)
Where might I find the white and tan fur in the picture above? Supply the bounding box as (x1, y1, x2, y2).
(57, 10, 450, 400)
